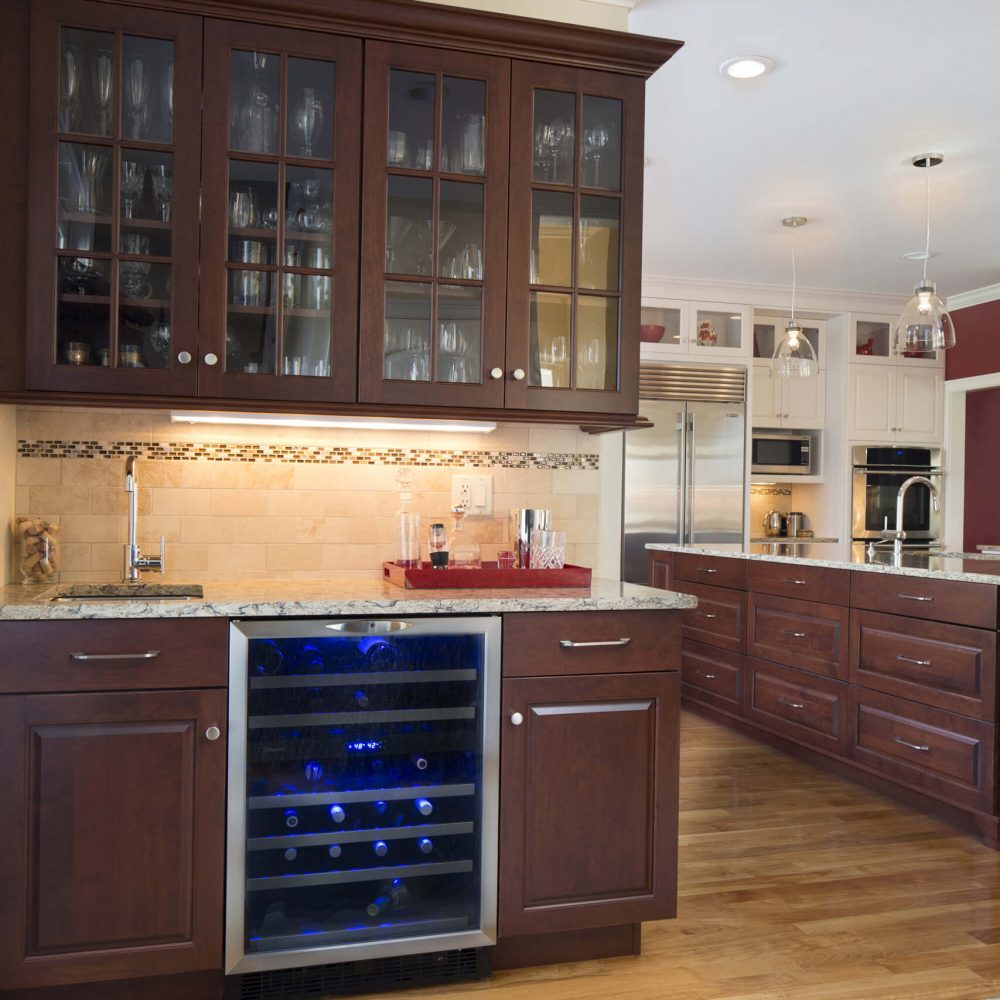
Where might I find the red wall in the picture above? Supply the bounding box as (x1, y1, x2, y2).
(963, 385, 1000, 550)
(946, 299, 1000, 380)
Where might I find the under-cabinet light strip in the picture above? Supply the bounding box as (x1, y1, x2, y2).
(169, 410, 497, 433)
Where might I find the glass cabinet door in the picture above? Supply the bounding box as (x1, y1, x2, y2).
(506, 62, 644, 415)
(26, 0, 202, 394)
(199, 21, 360, 402)
(359, 43, 510, 408)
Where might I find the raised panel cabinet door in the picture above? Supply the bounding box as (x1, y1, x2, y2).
(0, 689, 227, 989)
(847, 364, 894, 442)
(750, 363, 781, 427)
(358, 41, 510, 408)
(896, 368, 943, 443)
(506, 62, 644, 415)
(498, 671, 678, 936)
(26, 0, 203, 395)
(783, 373, 825, 429)
(199, 20, 361, 403)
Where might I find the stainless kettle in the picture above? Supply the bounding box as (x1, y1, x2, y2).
(762, 510, 785, 537)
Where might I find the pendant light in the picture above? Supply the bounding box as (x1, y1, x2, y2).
(894, 153, 955, 354)
(770, 216, 817, 378)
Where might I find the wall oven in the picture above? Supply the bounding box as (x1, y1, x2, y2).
(852, 446, 943, 543)
(226, 617, 500, 991)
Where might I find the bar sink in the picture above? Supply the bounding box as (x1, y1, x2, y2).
(49, 583, 204, 602)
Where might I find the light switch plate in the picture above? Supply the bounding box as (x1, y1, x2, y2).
(451, 475, 493, 516)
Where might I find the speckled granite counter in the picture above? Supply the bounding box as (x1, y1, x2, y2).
(0, 577, 697, 621)
(648, 543, 1000, 586)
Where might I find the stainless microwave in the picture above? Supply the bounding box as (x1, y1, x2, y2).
(751, 433, 813, 476)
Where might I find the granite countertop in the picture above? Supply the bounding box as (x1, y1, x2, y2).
(748, 537, 840, 545)
(648, 543, 1000, 586)
(0, 577, 697, 621)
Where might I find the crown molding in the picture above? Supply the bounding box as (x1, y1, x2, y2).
(641, 274, 909, 315)
(947, 282, 1000, 311)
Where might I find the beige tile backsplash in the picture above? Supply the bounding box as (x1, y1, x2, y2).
(13, 407, 600, 582)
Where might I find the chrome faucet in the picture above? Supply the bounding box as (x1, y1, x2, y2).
(124, 455, 165, 583)
(877, 475, 940, 558)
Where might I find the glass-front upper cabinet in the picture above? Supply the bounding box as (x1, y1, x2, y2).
(359, 43, 510, 408)
(506, 62, 644, 415)
(26, 0, 202, 394)
(199, 21, 360, 402)
(752, 315, 826, 368)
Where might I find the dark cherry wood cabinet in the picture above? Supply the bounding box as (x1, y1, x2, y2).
(748, 592, 849, 680)
(678, 581, 746, 653)
(681, 638, 743, 716)
(0, 687, 227, 990)
(498, 670, 678, 936)
(13, 0, 678, 421)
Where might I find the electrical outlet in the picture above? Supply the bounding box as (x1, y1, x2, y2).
(451, 475, 493, 516)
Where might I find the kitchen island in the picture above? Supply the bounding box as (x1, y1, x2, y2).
(648, 542, 1000, 849)
(0, 579, 693, 1000)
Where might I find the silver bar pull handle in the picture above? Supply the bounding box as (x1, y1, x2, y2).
(695, 670, 716, 680)
(897, 654, 932, 667)
(69, 649, 161, 661)
(779, 698, 805, 709)
(559, 637, 632, 649)
(784, 578, 808, 586)
(782, 630, 808, 639)
(696, 612, 718, 620)
(698, 567, 718, 574)
(895, 736, 930, 752)
(898, 593, 934, 602)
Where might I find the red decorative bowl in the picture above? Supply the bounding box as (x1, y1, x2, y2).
(640, 324, 665, 343)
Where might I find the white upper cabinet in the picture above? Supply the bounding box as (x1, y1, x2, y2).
(751, 362, 826, 429)
(640, 299, 751, 360)
(846, 362, 942, 443)
(850, 312, 944, 367)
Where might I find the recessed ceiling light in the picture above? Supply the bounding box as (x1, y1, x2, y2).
(719, 56, 774, 80)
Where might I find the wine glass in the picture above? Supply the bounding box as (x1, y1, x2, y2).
(92, 50, 114, 135)
(59, 47, 80, 132)
(291, 88, 324, 157)
(160, 62, 174, 137)
(229, 187, 257, 230)
(124, 57, 150, 139)
(149, 165, 172, 222)
(385, 216, 412, 272)
(583, 123, 611, 187)
(79, 148, 109, 215)
(121, 160, 146, 220)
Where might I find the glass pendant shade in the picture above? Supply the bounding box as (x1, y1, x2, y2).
(770, 323, 817, 378)
(894, 280, 955, 354)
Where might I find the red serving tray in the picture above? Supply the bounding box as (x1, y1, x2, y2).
(382, 561, 592, 589)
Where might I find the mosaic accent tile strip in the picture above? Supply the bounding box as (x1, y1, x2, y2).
(17, 439, 600, 471)
(750, 485, 793, 497)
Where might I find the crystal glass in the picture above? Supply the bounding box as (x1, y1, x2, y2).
(291, 87, 324, 158)
(150, 164, 172, 222)
(388, 71, 434, 169)
(386, 175, 431, 274)
(442, 77, 486, 174)
(575, 296, 617, 390)
(436, 285, 482, 383)
(439, 181, 483, 279)
(59, 44, 80, 133)
(287, 57, 335, 160)
(120, 160, 146, 220)
(73, 146, 110, 216)
(384, 282, 431, 381)
(529, 530, 566, 569)
(533, 89, 575, 184)
(229, 50, 280, 154)
(92, 49, 114, 136)
(124, 56, 151, 139)
(529, 291, 571, 388)
(582, 95, 622, 191)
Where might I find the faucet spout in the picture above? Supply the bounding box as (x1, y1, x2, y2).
(881, 475, 940, 558)
(123, 454, 165, 583)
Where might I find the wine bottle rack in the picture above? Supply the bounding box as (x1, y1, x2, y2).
(226, 617, 500, 976)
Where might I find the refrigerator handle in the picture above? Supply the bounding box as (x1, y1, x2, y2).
(686, 412, 696, 545)
(676, 415, 685, 545)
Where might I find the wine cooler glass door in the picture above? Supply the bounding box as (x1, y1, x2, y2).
(226, 617, 500, 974)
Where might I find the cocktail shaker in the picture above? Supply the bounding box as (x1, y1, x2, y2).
(511, 508, 552, 568)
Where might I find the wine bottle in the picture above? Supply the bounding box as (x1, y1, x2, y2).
(304, 760, 323, 781)
(417, 837, 433, 855)
(284, 808, 299, 829)
(328, 843, 342, 859)
(410, 754, 429, 771)
(329, 804, 346, 824)
(373, 799, 389, 816)
(373, 840, 389, 858)
(366, 878, 410, 917)
(283, 847, 297, 862)
(415, 797, 433, 816)
(354, 689, 370, 708)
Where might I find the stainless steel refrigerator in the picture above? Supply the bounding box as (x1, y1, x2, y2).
(622, 365, 746, 585)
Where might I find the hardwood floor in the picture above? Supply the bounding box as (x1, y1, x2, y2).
(370, 709, 1000, 1000)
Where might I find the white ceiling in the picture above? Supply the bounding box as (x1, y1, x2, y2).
(630, 0, 1000, 299)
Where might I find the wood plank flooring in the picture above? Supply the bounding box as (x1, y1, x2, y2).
(367, 709, 1000, 1000)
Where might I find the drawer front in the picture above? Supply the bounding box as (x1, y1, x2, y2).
(679, 583, 746, 653)
(0, 619, 229, 693)
(681, 639, 744, 715)
(849, 689, 995, 813)
(673, 552, 747, 591)
(749, 560, 850, 605)
(502, 611, 680, 677)
(851, 610, 997, 721)
(746, 657, 846, 754)
(748, 593, 849, 680)
(850, 572, 997, 629)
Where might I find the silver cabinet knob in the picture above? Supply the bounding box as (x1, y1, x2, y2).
(177, 351, 192, 364)
(490, 367, 503, 380)
(205, 725, 221, 741)
(512, 368, 526, 381)
(510, 712, 524, 726)
(204, 353, 219, 366)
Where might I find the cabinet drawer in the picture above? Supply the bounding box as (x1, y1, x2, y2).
(678, 583, 746, 653)
(851, 610, 997, 721)
(746, 657, 846, 755)
(748, 593, 849, 680)
(749, 560, 850, 605)
(502, 611, 679, 677)
(681, 640, 744, 715)
(0, 619, 229, 693)
(850, 572, 997, 629)
(674, 553, 747, 590)
(849, 689, 995, 813)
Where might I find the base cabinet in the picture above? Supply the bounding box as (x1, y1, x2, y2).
(0, 688, 227, 990)
(498, 670, 679, 936)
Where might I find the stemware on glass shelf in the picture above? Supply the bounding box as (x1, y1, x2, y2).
(124, 57, 151, 139)
(582, 123, 610, 187)
(59, 46, 80, 133)
(149, 164, 172, 222)
(120, 160, 146, 220)
(92, 49, 114, 136)
(291, 87, 324, 158)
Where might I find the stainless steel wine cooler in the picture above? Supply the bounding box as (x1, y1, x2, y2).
(225, 617, 501, 976)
